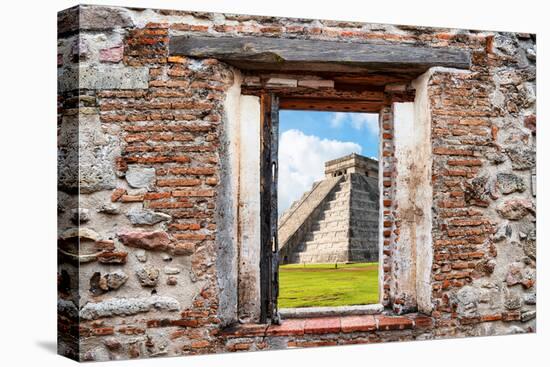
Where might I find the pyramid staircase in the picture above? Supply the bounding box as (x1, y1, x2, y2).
(279, 170, 379, 264)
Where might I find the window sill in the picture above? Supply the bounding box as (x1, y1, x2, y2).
(221, 313, 433, 338)
(279, 304, 384, 318)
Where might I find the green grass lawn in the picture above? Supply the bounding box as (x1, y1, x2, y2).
(278, 262, 379, 308)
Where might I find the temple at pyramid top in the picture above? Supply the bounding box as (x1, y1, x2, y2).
(324, 153, 378, 179)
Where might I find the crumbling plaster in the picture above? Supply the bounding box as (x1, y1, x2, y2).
(217, 72, 263, 325)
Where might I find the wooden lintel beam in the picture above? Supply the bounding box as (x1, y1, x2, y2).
(241, 87, 385, 101)
(279, 98, 382, 113)
(169, 36, 471, 74)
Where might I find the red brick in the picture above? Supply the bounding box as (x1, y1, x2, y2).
(120, 194, 144, 202)
(502, 311, 521, 322)
(409, 314, 433, 329)
(206, 177, 219, 186)
(260, 26, 283, 34)
(292, 340, 338, 348)
(524, 114, 536, 133)
(266, 319, 305, 336)
(449, 219, 488, 226)
(460, 317, 481, 325)
(485, 35, 494, 53)
(376, 316, 413, 330)
(228, 343, 252, 352)
(491, 125, 499, 141)
(144, 192, 171, 200)
(148, 201, 193, 209)
(117, 326, 145, 335)
(459, 118, 491, 126)
(168, 167, 216, 175)
(446, 169, 469, 177)
(91, 327, 114, 336)
(167, 56, 188, 64)
(341, 315, 376, 332)
(171, 24, 210, 32)
(481, 314, 502, 322)
(221, 323, 268, 337)
(171, 319, 199, 327)
(433, 147, 474, 156)
(447, 228, 488, 237)
(172, 189, 215, 197)
(157, 178, 201, 187)
(111, 188, 126, 202)
(304, 317, 341, 334)
(169, 223, 201, 231)
(191, 340, 211, 348)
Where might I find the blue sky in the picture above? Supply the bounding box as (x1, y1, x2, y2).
(278, 110, 379, 213)
(279, 110, 379, 159)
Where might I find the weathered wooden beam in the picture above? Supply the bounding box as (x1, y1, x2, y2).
(242, 86, 385, 102)
(169, 36, 471, 74)
(279, 98, 383, 112)
(259, 93, 273, 324)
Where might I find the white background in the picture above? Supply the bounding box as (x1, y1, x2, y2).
(0, 0, 547, 365)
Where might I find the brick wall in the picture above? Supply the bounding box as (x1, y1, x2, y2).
(57, 5, 536, 362)
(379, 106, 397, 308)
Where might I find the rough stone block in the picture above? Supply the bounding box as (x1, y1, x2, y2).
(79, 114, 120, 193)
(100, 45, 124, 63)
(58, 66, 149, 92)
(505, 145, 536, 170)
(135, 265, 160, 287)
(497, 199, 535, 220)
(127, 208, 172, 225)
(125, 165, 156, 189)
(118, 230, 171, 251)
(79, 5, 134, 30)
(496, 173, 526, 194)
(79, 296, 180, 320)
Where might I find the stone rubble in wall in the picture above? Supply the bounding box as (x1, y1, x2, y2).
(127, 208, 172, 225)
(89, 270, 129, 295)
(79, 296, 181, 320)
(135, 264, 160, 287)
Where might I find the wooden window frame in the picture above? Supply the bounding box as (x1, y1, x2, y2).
(259, 95, 386, 323)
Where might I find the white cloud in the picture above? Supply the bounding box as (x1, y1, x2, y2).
(278, 129, 361, 214)
(329, 112, 379, 135)
(329, 112, 347, 128)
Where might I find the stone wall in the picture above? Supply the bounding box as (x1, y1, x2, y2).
(58, 4, 536, 362)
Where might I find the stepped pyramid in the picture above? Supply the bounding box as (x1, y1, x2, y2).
(278, 153, 379, 264)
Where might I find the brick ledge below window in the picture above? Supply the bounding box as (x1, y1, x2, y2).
(279, 304, 384, 318)
(221, 313, 433, 337)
